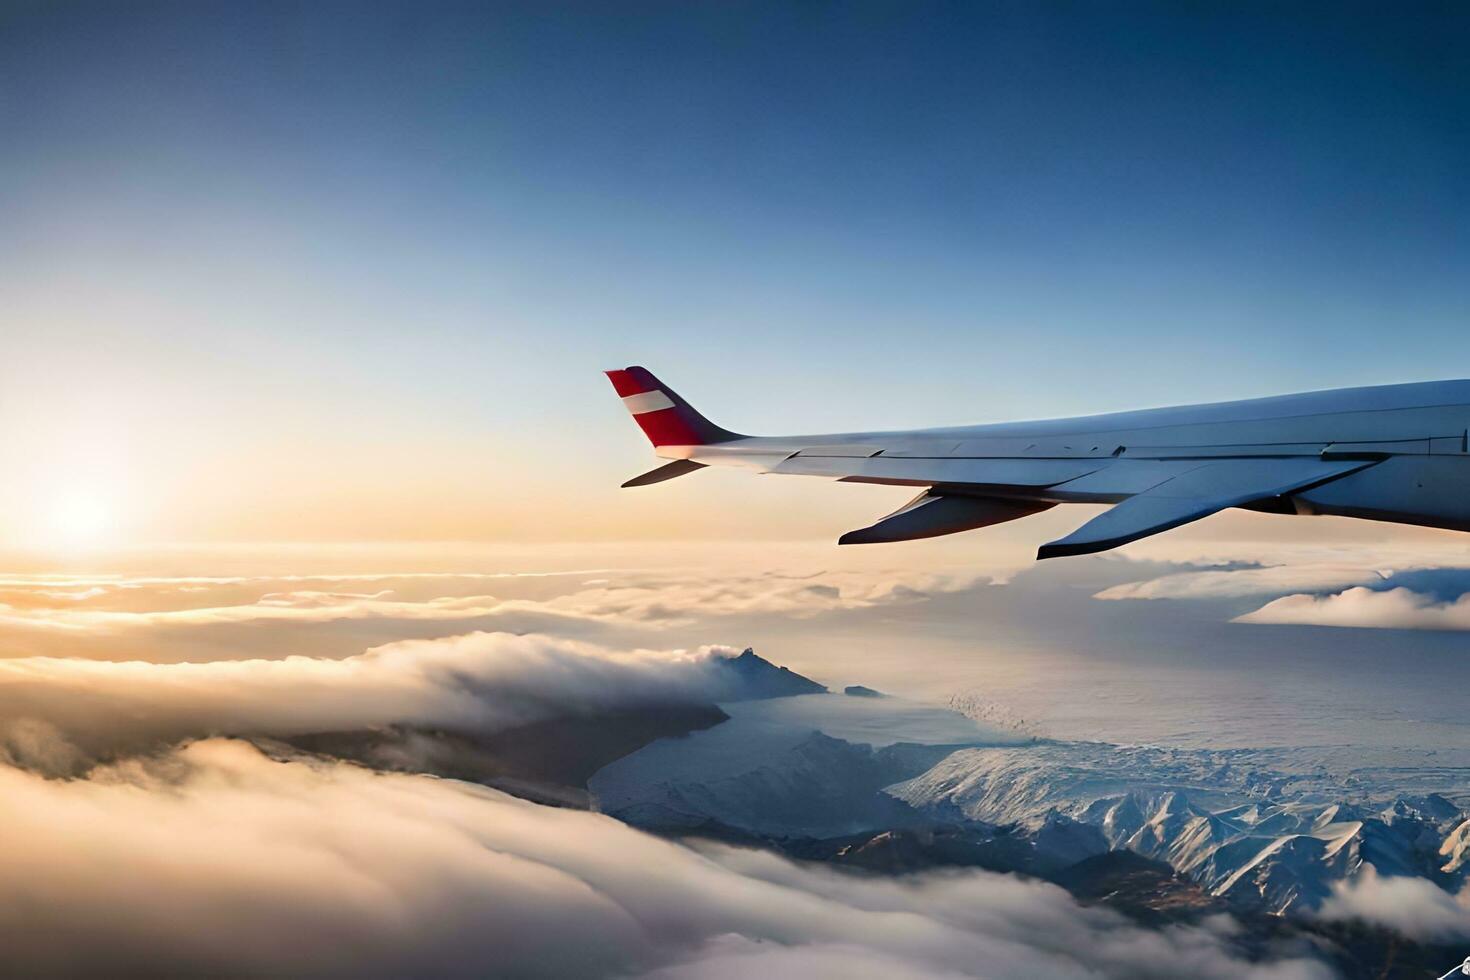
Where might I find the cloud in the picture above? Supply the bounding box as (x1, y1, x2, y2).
(0, 739, 1332, 979)
(1315, 869, 1470, 941)
(0, 571, 618, 661)
(0, 566, 996, 662)
(1095, 564, 1393, 601)
(530, 569, 991, 625)
(0, 634, 781, 772)
(1088, 541, 1470, 606)
(1235, 587, 1470, 631)
(0, 568, 990, 631)
(0, 589, 543, 631)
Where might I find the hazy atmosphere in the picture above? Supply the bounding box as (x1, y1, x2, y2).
(3, 3, 1468, 978)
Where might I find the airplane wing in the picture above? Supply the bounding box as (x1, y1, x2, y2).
(1036, 457, 1377, 559)
(601, 366, 1438, 558)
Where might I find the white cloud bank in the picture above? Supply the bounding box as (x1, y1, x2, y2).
(0, 739, 1331, 979)
(1315, 869, 1470, 941)
(1235, 587, 1470, 631)
(0, 633, 779, 772)
(1095, 563, 1393, 601)
(0, 567, 993, 646)
(1089, 545, 1470, 632)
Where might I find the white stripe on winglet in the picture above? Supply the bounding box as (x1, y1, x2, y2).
(622, 390, 675, 414)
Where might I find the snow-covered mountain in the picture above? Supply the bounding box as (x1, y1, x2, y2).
(590, 693, 1018, 838)
(886, 743, 1466, 913)
(590, 680, 1470, 917)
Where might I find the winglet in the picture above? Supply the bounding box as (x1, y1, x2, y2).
(604, 366, 742, 448)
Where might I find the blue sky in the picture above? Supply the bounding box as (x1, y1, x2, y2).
(3, 1, 1467, 540)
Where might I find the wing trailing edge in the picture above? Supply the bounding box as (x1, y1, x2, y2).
(1037, 458, 1377, 559)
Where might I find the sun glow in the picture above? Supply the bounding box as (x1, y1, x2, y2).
(42, 490, 115, 550)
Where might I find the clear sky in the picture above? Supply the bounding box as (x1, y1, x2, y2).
(2, 1, 1467, 547)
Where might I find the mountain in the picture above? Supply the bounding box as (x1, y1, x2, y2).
(715, 647, 828, 699)
(589, 692, 1469, 920)
(589, 692, 1017, 837)
(286, 704, 729, 806)
(288, 647, 822, 805)
(590, 710, 967, 838)
(1052, 850, 1224, 924)
(886, 745, 1466, 915)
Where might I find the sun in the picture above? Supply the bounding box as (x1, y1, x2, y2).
(43, 490, 114, 549)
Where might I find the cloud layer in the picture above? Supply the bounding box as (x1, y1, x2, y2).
(0, 738, 1330, 979)
(0, 633, 780, 773)
(0, 566, 994, 662)
(1094, 563, 1393, 601)
(1316, 869, 1470, 941)
(1088, 543, 1470, 633)
(1235, 586, 1470, 631)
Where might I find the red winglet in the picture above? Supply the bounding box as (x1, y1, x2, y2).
(603, 366, 741, 447)
(604, 369, 650, 397)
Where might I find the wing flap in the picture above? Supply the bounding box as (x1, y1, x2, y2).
(1037, 458, 1376, 559)
(840, 492, 1054, 545)
(620, 459, 707, 488)
(1045, 459, 1211, 499)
